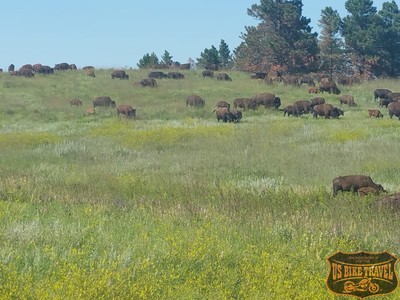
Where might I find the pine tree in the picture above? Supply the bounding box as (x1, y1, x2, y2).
(218, 39, 233, 69)
(196, 46, 220, 70)
(137, 52, 159, 69)
(160, 50, 173, 66)
(318, 7, 345, 76)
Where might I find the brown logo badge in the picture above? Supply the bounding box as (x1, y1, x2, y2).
(326, 251, 398, 299)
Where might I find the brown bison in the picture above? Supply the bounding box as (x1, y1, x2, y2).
(310, 97, 325, 107)
(86, 69, 95, 77)
(167, 72, 184, 79)
(252, 92, 281, 109)
(148, 71, 167, 79)
(280, 105, 297, 117)
(339, 95, 356, 106)
(213, 107, 232, 122)
(85, 107, 96, 115)
(312, 104, 343, 119)
(69, 99, 82, 106)
(293, 100, 312, 115)
(202, 70, 214, 78)
(139, 78, 157, 87)
(308, 87, 319, 94)
(388, 101, 400, 119)
(92, 96, 116, 108)
(186, 95, 205, 107)
(216, 100, 231, 109)
(111, 70, 129, 79)
(233, 98, 257, 111)
(319, 77, 341, 94)
(117, 104, 136, 118)
(358, 186, 381, 197)
(54, 63, 70, 71)
(332, 175, 386, 196)
(368, 109, 383, 118)
(374, 88, 392, 100)
(215, 73, 232, 81)
(8, 64, 15, 72)
(374, 193, 400, 210)
(230, 109, 243, 123)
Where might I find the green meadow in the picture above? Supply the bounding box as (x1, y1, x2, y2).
(0, 69, 399, 299)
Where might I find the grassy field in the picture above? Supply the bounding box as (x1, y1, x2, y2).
(0, 68, 399, 299)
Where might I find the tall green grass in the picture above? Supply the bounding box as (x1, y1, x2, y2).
(0, 69, 399, 299)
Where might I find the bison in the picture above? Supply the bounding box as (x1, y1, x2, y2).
(186, 95, 205, 108)
(308, 87, 319, 94)
(374, 88, 392, 100)
(54, 63, 70, 71)
(215, 73, 232, 81)
(117, 104, 136, 118)
(111, 70, 129, 79)
(312, 104, 343, 119)
(216, 100, 231, 109)
(86, 69, 96, 77)
(280, 105, 297, 117)
(293, 100, 312, 115)
(69, 99, 82, 106)
(358, 186, 381, 197)
(310, 97, 325, 107)
(139, 78, 157, 87)
(92, 96, 116, 108)
(332, 175, 386, 196)
(233, 98, 256, 111)
(148, 71, 167, 79)
(167, 72, 184, 79)
(339, 95, 356, 106)
(368, 109, 383, 118)
(213, 107, 232, 123)
(202, 70, 214, 78)
(319, 77, 341, 94)
(252, 93, 281, 109)
(388, 101, 400, 120)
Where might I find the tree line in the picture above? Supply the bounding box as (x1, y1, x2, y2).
(138, 0, 400, 79)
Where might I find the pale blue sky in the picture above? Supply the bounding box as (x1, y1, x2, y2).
(0, 0, 387, 69)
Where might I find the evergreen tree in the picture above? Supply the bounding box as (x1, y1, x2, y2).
(137, 52, 159, 69)
(341, 0, 381, 77)
(235, 0, 319, 74)
(318, 7, 345, 76)
(376, 1, 400, 76)
(160, 50, 173, 66)
(218, 39, 233, 69)
(196, 46, 220, 70)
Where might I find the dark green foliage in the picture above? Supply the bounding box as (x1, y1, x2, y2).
(235, 0, 319, 74)
(318, 7, 346, 76)
(137, 52, 159, 69)
(160, 50, 173, 66)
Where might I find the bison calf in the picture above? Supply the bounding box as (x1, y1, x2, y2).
(368, 109, 383, 118)
(117, 104, 136, 119)
(332, 175, 386, 196)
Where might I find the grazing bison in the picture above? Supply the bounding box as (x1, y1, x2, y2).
(310, 97, 325, 107)
(111, 70, 129, 79)
(92, 96, 116, 108)
(368, 109, 383, 118)
(8, 64, 15, 72)
(339, 95, 356, 106)
(332, 175, 386, 196)
(202, 70, 214, 78)
(379, 98, 394, 108)
(388, 101, 400, 119)
(358, 186, 381, 197)
(148, 71, 167, 79)
(308, 87, 319, 94)
(54, 63, 70, 71)
(167, 72, 184, 79)
(117, 104, 136, 118)
(139, 78, 157, 87)
(319, 77, 341, 94)
(37, 65, 54, 74)
(186, 95, 205, 107)
(85, 107, 96, 115)
(216, 100, 231, 109)
(213, 107, 232, 123)
(312, 103, 343, 119)
(374, 88, 392, 100)
(230, 109, 243, 123)
(280, 105, 297, 117)
(233, 98, 256, 111)
(374, 193, 400, 210)
(69, 99, 82, 106)
(252, 92, 281, 109)
(86, 69, 95, 77)
(293, 100, 312, 115)
(215, 73, 232, 81)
